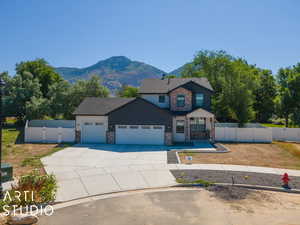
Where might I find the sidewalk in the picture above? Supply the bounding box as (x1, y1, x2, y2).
(167, 164, 300, 177)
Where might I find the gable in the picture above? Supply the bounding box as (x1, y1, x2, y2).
(181, 81, 214, 94)
(139, 78, 213, 94)
(108, 98, 172, 130)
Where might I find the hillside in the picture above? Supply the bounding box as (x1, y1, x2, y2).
(56, 56, 166, 91)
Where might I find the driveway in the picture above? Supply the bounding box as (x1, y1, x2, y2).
(42, 144, 177, 202)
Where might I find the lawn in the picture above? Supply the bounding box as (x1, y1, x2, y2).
(179, 142, 300, 170)
(2, 127, 71, 177)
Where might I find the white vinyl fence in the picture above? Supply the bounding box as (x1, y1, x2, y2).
(25, 120, 75, 143)
(215, 127, 272, 143)
(272, 128, 300, 142)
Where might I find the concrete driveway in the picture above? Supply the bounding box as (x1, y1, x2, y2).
(42, 144, 177, 202)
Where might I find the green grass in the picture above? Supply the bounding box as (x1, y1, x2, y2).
(21, 143, 72, 168)
(261, 123, 300, 128)
(261, 123, 285, 127)
(3, 127, 21, 156)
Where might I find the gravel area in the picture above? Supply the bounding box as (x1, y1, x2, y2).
(171, 169, 300, 189)
(167, 151, 179, 164)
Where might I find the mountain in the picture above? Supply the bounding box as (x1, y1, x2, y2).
(55, 56, 166, 91)
(168, 64, 188, 76)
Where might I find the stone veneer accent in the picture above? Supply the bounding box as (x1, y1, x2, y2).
(170, 87, 192, 111)
(107, 131, 115, 144)
(164, 132, 173, 146)
(75, 130, 81, 143)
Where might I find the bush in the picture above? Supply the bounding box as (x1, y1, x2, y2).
(0, 171, 57, 211)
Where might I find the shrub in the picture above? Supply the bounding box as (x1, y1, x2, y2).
(0, 171, 57, 212)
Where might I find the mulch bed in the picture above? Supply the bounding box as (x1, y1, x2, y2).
(171, 169, 300, 189)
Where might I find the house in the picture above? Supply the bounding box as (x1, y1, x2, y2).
(73, 77, 215, 145)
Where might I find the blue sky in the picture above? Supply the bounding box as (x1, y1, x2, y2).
(1, 0, 299, 75)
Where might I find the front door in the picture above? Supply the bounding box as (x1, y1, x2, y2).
(190, 118, 207, 140)
(173, 120, 185, 142)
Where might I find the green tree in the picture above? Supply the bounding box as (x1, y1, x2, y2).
(63, 75, 109, 119)
(25, 96, 49, 120)
(276, 66, 300, 127)
(16, 58, 62, 97)
(47, 80, 71, 118)
(182, 50, 258, 126)
(5, 71, 42, 121)
(253, 70, 277, 122)
(117, 85, 139, 98)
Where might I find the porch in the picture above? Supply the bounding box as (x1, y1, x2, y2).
(172, 108, 215, 143)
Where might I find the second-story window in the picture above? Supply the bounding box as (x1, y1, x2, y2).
(196, 93, 204, 107)
(159, 95, 165, 103)
(177, 95, 185, 107)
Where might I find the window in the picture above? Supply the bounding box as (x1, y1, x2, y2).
(130, 125, 139, 129)
(118, 125, 127, 129)
(176, 120, 185, 133)
(153, 126, 163, 129)
(159, 95, 165, 103)
(177, 95, 185, 107)
(95, 122, 103, 126)
(84, 122, 93, 126)
(142, 125, 150, 129)
(196, 93, 204, 107)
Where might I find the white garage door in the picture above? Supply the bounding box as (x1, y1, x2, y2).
(81, 122, 106, 144)
(116, 125, 165, 145)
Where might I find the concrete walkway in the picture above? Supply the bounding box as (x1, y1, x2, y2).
(168, 164, 300, 176)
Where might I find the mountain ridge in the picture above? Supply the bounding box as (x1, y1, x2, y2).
(55, 56, 184, 91)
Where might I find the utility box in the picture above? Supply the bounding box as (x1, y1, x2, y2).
(1, 163, 13, 182)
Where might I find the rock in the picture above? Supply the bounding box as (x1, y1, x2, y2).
(7, 215, 38, 225)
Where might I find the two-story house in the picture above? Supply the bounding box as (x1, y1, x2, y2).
(73, 77, 215, 145)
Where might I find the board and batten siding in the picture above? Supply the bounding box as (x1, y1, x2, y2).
(141, 94, 170, 108)
(75, 116, 108, 131)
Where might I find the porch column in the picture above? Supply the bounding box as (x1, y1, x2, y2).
(185, 116, 190, 142)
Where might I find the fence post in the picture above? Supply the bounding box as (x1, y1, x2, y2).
(42, 127, 46, 143)
(58, 127, 62, 143)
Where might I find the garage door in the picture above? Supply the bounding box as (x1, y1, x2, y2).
(116, 125, 165, 145)
(81, 122, 106, 144)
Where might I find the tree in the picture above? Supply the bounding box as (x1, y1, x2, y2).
(276, 65, 300, 127)
(6, 71, 42, 121)
(25, 96, 49, 120)
(16, 58, 62, 97)
(47, 80, 71, 118)
(253, 70, 277, 122)
(117, 85, 139, 98)
(182, 50, 258, 126)
(63, 75, 109, 119)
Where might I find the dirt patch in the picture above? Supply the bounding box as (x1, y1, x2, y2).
(3, 143, 67, 177)
(206, 185, 271, 202)
(179, 143, 300, 170)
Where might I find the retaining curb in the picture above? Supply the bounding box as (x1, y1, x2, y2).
(174, 183, 300, 194)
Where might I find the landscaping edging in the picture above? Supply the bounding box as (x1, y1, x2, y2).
(174, 183, 300, 194)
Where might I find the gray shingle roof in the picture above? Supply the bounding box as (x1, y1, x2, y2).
(73, 97, 135, 115)
(139, 78, 213, 94)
